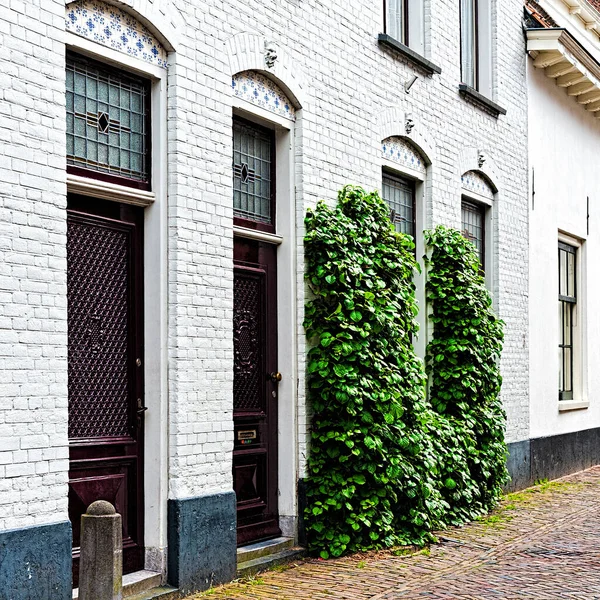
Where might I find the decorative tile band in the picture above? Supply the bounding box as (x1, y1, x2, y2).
(232, 71, 296, 121)
(381, 137, 426, 174)
(66, 0, 168, 69)
(462, 170, 494, 200)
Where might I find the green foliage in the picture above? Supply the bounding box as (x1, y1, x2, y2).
(425, 225, 508, 523)
(303, 189, 508, 559)
(303, 186, 444, 558)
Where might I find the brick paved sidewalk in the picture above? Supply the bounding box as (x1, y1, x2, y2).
(189, 467, 600, 599)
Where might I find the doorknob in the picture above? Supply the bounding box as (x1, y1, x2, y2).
(269, 372, 282, 383)
(136, 398, 148, 415)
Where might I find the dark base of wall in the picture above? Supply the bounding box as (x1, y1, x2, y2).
(297, 478, 307, 548)
(507, 426, 600, 491)
(0, 521, 71, 600)
(167, 491, 236, 594)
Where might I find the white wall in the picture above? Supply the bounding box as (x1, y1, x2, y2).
(528, 60, 600, 438)
(0, 0, 530, 534)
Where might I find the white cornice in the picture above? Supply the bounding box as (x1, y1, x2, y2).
(527, 28, 600, 117)
(66, 174, 156, 206)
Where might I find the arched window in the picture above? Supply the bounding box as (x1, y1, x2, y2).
(461, 170, 495, 271)
(381, 136, 426, 238)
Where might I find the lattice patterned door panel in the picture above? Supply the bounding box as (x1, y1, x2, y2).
(67, 200, 144, 586)
(233, 238, 281, 546)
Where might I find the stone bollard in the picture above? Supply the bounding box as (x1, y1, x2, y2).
(79, 500, 123, 600)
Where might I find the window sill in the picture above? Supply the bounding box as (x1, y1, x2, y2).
(458, 84, 507, 117)
(377, 34, 442, 75)
(558, 399, 589, 412)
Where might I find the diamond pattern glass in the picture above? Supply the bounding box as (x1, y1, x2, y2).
(66, 53, 149, 183)
(233, 120, 273, 224)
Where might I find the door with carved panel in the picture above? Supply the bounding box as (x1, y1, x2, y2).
(66, 196, 144, 586)
(233, 238, 281, 545)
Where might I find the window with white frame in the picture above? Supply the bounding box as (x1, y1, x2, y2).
(66, 52, 151, 189)
(461, 199, 486, 268)
(384, 0, 425, 55)
(558, 242, 577, 401)
(460, 0, 493, 96)
(382, 171, 416, 238)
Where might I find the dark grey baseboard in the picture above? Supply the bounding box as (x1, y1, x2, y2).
(507, 426, 600, 491)
(0, 521, 72, 600)
(167, 491, 237, 593)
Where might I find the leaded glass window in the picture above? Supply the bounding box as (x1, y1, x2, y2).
(461, 199, 485, 266)
(558, 242, 576, 401)
(461, 0, 478, 88)
(382, 172, 415, 237)
(66, 53, 150, 185)
(233, 119, 274, 225)
(386, 0, 407, 44)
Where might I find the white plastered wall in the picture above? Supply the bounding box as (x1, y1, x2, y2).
(528, 59, 600, 438)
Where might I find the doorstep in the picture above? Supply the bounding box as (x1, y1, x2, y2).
(237, 536, 307, 577)
(72, 569, 178, 599)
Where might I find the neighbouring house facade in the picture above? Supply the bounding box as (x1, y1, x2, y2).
(0, 0, 530, 598)
(524, 0, 600, 481)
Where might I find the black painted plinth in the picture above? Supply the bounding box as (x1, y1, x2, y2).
(505, 439, 533, 491)
(167, 491, 237, 593)
(0, 521, 71, 600)
(506, 427, 600, 492)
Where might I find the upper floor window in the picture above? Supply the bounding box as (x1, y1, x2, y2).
(233, 117, 276, 232)
(460, 0, 478, 88)
(460, 0, 493, 97)
(66, 52, 150, 189)
(386, 0, 408, 45)
(384, 0, 425, 55)
(382, 172, 415, 238)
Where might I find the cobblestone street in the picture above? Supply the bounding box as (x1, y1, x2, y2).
(190, 468, 600, 599)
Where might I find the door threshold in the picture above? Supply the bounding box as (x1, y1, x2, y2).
(237, 537, 306, 577)
(73, 569, 163, 599)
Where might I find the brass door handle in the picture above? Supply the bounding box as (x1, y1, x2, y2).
(269, 372, 282, 383)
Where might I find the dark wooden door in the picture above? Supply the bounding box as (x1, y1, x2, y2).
(233, 238, 281, 545)
(66, 196, 144, 586)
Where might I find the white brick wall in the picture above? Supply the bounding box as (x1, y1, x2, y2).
(0, 0, 68, 530)
(164, 0, 529, 492)
(0, 0, 529, 526)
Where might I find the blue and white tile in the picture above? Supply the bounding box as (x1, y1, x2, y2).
(462, 170, 494, 200)
(232, 71, 296, 121)
(66, 0, 168, 68)
(381, 137, 426, 174)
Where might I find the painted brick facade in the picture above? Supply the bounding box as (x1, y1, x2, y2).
(0, 0, 529, 573)
(0, 0, 69, 531)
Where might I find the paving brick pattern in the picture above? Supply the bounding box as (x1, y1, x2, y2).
(193, 468, 600, 599)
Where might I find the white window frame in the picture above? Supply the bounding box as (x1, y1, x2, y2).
(231, 89, 299, 539)
(384, 0, 426, 56)
(381, 156, 427, 359)
(557, 232, 588, 412)
(65, 30, 170, 573)
(460, 187, 494, 293)
(460, 0, 493, 98)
